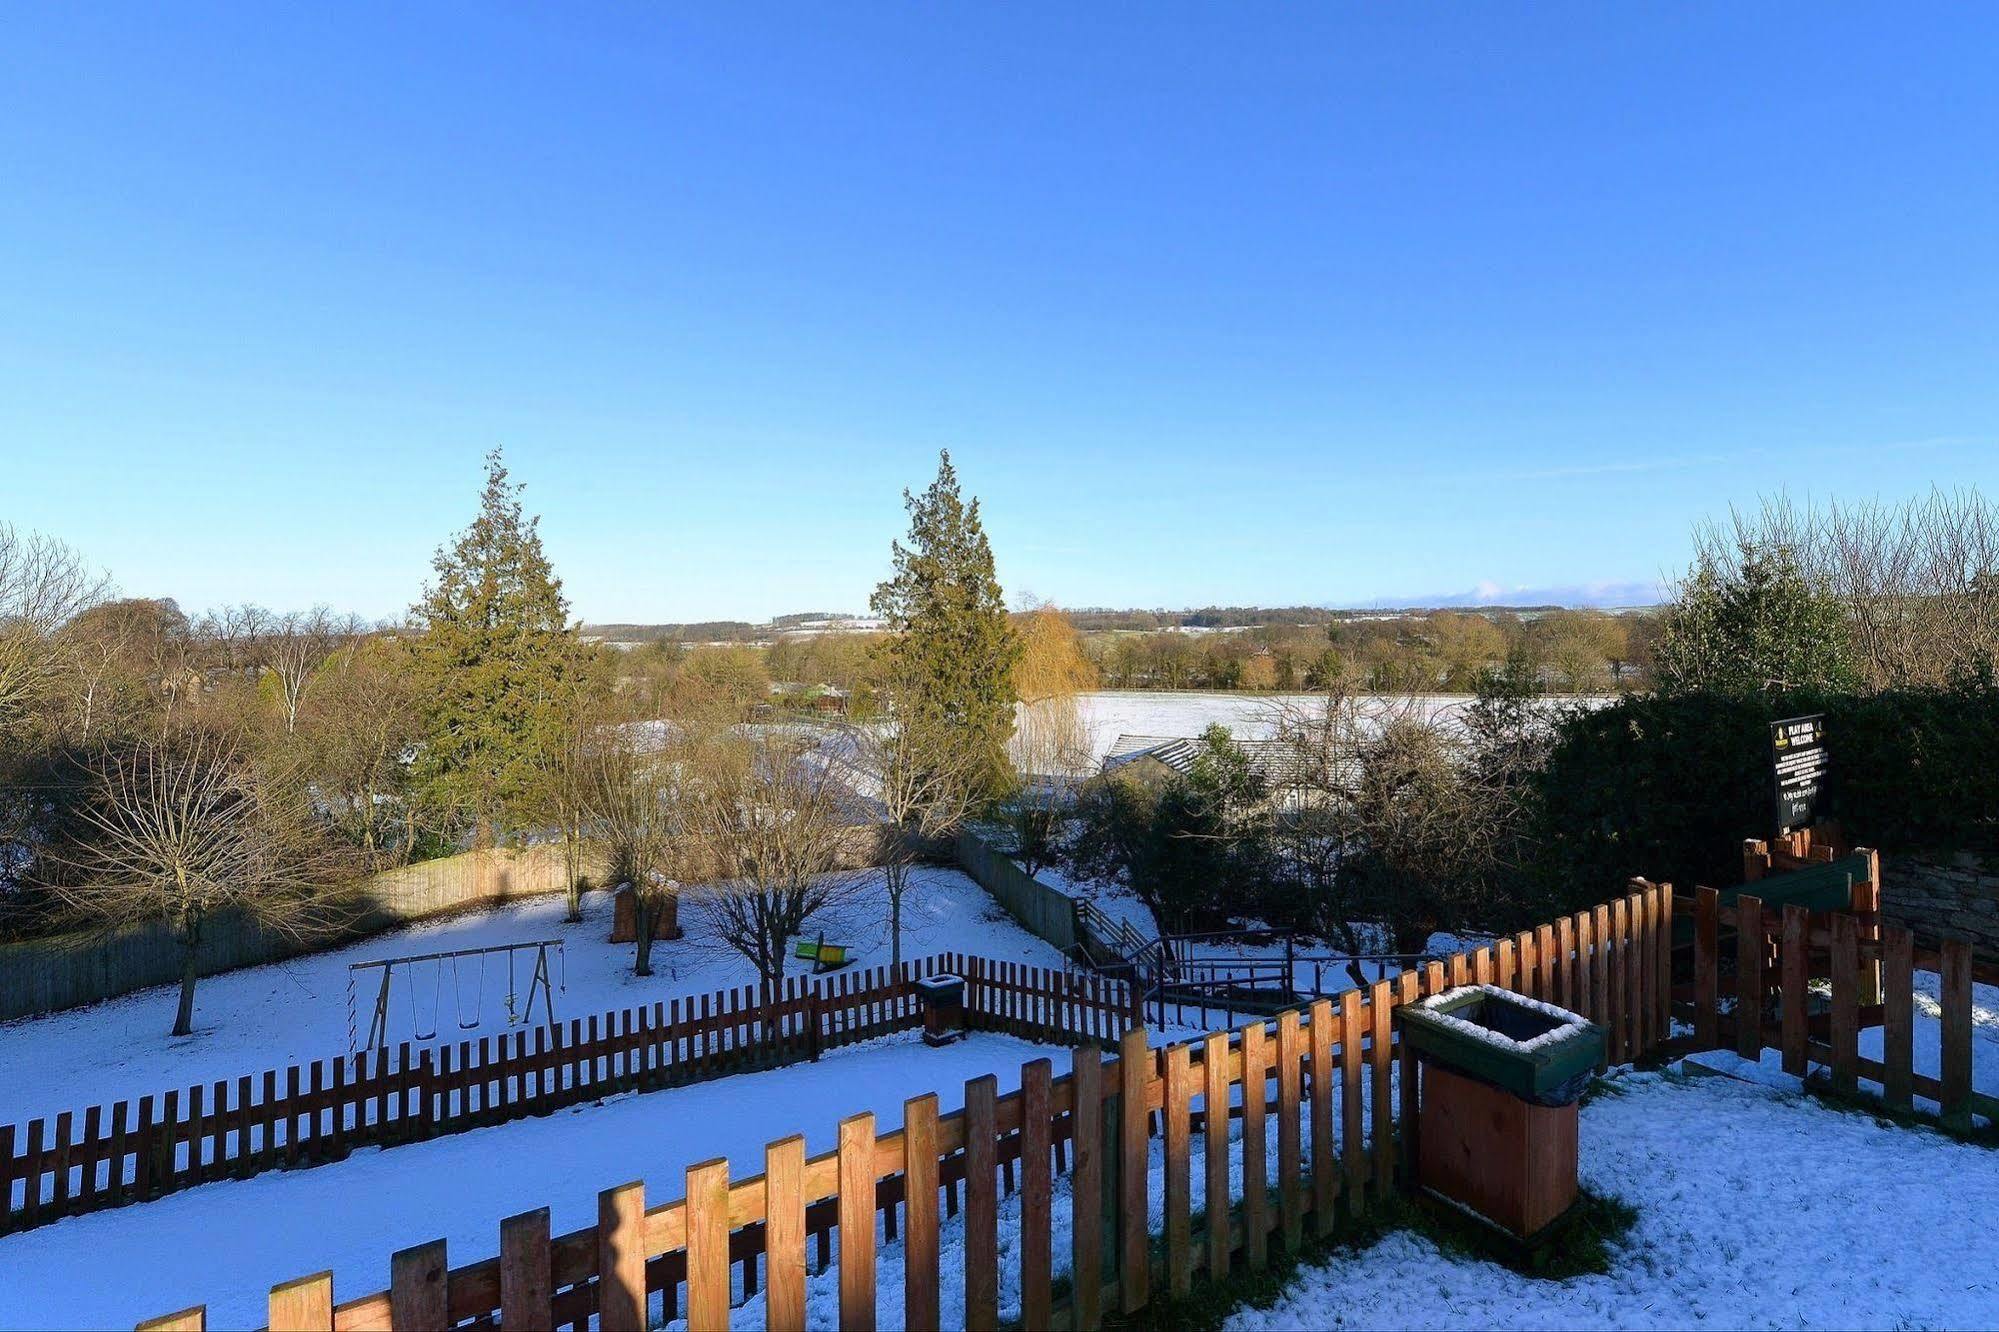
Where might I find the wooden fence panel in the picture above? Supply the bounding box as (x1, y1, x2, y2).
(1020, 1060, 1053, 1332)
(1882, 926, 1915, 1112)
(1162, 1043, 1192, 1298)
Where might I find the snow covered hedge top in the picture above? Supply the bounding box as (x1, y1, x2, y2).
(1416, 984, 1590, 1053)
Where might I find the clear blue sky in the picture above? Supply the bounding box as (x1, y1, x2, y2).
(5, 5, 1996, 622)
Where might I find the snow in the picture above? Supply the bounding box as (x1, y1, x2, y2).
(1414, 985, 1592, 1052)
(0, 1030, 1062, 1332)
(1226, 1069, 1999, 1330)
(1062, 691, 1483, 769)
(0, 867, 1066, 1128)
(1678, 966, 1999, 1119)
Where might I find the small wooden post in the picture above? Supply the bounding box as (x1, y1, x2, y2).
(1882, 926, 1915, 1113)
(1117, 1027, 1150, 1314)
(1071, 1047, 1103, 1332)
(1020, 1060, 1054, 1332)
(1202, 1031, 1232, 1284)
(901, 1096, 939, 1332)
(1694, 887, 1720, 1050)
(686, 1159, 731, 1332)
(965, 1075, 1000, 1332)
(1736, 894, 1765, 1060)
(1829, 913, 1860, 1095)
(838, 1113, 877, 1332)
(1276, 1010, 1304, 1253)
(1240, 1020, 1269, 1270)
(1941, 939, 1974, 1132)
(137, 1309, 207, 1332)
(1163, 1042, 1192, 1297)
(1339, 990, 1365, 1211)
(1368, 981, 1393, 1191)
(269, 1271, 334, 1332)
(597, 1180, 647, 1332)
(1780, 905, 1809, 1077)
(390, 1239, 448, 1332)
(1308, 998, 1337, 1236)
(498, 1208, 551, 1332)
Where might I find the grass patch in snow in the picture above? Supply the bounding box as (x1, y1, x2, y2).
(1094, 1152, 1639, 1331)
(1408, 1186, 1638, 1282)
(1096, 1200, 1411, 1332)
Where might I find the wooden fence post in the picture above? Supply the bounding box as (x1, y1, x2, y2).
(965, 1075, 1000, 1332)
(837, 1114, 877, 1332)
(1694, 887, 1719, 1050)
(1736, 894, 1765, 1060)
(686, 1160, 731, 1332)
(1071, 1046, 1104, 1332)
(1829, 913, 1859, 1095)
(1941, 939, 1974, 1132)
(597, 1180, 646, 1332)
(1780, 905, 1808, 1077)
(498, 1208, 551, 1332)
(269, 1271, 333, 1332)
(766, 1136, 807, 1332)
(1882, 926, 1915, 1113)
(1117, 1027, 1150, 1314)
(1020, 1060, 1054, 1332)
(390, 1239, 448, 1331)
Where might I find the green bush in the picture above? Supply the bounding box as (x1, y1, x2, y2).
(1525, 679, 1999, 914)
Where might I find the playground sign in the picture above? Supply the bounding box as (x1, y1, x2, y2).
(1770, 713, 1828, 836)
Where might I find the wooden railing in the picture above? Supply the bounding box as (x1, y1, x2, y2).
(1685, 886, 1995, 1129)
(0, 954, 1139, 1236)
(135, 884, 1673, 1332)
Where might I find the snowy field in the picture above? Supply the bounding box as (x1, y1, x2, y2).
(0, 867, 1064, 1127)
(1063, 691, 1481, 768)
(1228, 1067, 1999, 1330)
(0, 1030, 1061, 1331)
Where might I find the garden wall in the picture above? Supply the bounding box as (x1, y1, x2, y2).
(0, 844, 604, 1023)
(1881, 853, 1999, 960)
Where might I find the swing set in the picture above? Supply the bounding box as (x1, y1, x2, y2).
(347, 938, 566, 1054)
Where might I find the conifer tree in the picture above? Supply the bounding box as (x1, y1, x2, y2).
(870, 451, 1022, 799)
(408, 451, 588, 844)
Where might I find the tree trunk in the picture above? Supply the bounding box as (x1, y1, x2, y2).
(173, 945, 199, 1037)
(563, 830, 583, 923)
(886, 863, 906, 970)
(634, 904, 654, 977)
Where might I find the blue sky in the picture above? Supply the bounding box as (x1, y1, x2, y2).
(4, 5, 1996, 622)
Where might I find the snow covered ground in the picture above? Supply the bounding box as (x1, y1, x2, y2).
(1227, 1067, 1999, 1330)
(0, 867, 1064, 1127)
(0, 1030, 1062, 1332)
(1683, 965, 1999, 1110)
(1064, 691, 1481, 768)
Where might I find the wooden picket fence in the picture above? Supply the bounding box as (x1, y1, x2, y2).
(1686, 885, 1997, 1129)
(0, 954, 1138, 1236)
(137, 884, 1671, 1332)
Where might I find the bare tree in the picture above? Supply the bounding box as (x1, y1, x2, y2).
(254, 607, 357, 734)
(688, 728, 861, 988)
(849, 696, 985, 968)
(1006, 692, 1094, 874)
(586, 718, 695, 977)
(0, 523, 108, 742)
(1270, 686, 1516, 968)
(1694, 488, 1999, 691)
(296, 637, 421, 865)
(53, 729, 355, 1035)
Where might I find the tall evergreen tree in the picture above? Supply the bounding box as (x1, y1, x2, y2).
(408, 451, 587, 843)
(870, 450, 1022, 798)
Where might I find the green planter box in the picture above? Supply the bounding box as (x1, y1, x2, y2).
(1399, 986, 1603, 1106)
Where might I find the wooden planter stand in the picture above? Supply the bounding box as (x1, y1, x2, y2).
(1416, 1060, 1580, 1240)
